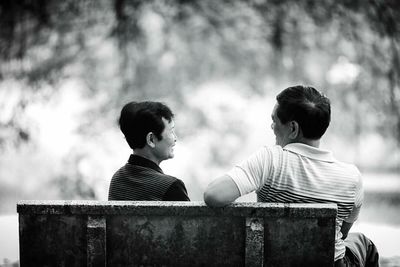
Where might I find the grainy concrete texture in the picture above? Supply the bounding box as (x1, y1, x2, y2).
(18, 201, 337, 267)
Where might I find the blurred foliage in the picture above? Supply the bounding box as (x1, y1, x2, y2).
(1, 0, 399, 141)
(0, 0, 400, 204)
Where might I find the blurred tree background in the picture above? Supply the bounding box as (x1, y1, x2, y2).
(0, 0, 399, 212)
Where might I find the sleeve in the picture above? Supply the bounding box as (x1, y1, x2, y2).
(226, 146, 272, 196)
(164, 179, 191, 201)
(345, 172, 363, 223)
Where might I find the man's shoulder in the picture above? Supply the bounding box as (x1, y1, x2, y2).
(335, 160, 360, 171)
(333, 160, 362, 180)
(252, 145, 284, 157)
(111, 163, 173, 181)
(129, 164, 181, 184)
(158, 172, 181, 183)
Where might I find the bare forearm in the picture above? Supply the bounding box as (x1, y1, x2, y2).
(204, 175, 241, 207)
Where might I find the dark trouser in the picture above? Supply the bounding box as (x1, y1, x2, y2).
(335, 232, 379, 267)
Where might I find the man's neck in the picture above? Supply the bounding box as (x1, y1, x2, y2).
(305, 139, 320, 148)
(133, 148, 161, 165)
(290, 138, 320, 148)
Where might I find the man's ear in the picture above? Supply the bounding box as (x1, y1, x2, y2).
(288, 121, 300, 139)
(146, 132, 156, 148)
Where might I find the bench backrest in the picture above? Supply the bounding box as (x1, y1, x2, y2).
(17, 200, 336, 267)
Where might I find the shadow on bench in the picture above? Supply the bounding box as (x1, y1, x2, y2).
(17, 201, 337, 267)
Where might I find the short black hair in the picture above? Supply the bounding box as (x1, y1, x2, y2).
(119, 101, 174, 149)
(276, 85, 331, 139)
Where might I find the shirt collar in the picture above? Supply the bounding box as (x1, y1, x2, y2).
(128, 154, 164, 174)
(283, 143, 335, 163)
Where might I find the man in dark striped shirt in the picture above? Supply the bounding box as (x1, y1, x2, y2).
(108, 101, 190, 201)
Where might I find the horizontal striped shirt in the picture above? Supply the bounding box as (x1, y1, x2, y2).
(108, 155, 190, 201)
(227, 143, 363, 261)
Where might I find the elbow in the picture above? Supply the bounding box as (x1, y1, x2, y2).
(204, 175, 239, 207)
(203, 191, 215, 206)
(203, 190, 227, 207)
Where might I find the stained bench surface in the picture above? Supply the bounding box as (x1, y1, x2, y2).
(17, 200, 337, 267)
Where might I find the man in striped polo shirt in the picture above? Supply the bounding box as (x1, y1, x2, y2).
(204, 86, 379, 266)
(109, 101, 190, 201)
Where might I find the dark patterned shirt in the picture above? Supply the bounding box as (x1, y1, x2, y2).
(108, 155, 190, 201)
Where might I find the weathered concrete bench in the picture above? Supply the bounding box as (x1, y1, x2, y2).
(17, 200, 336, 267)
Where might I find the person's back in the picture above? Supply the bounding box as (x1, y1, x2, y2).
(109, 155, 189, 201)
(108, 101, 190, 201)
(231, 143, 362, 259)
(204, 85, 379, 266)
